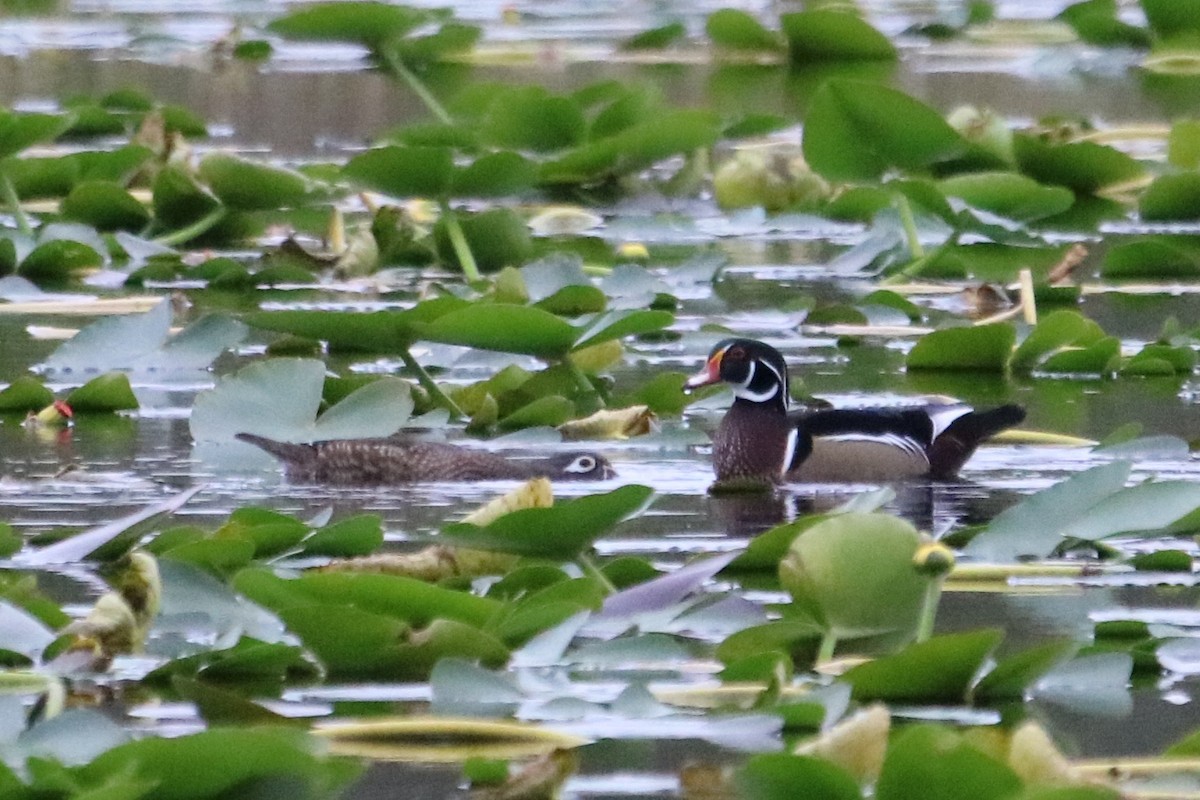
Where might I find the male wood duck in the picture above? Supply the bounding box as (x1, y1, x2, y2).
(236, 433, 615, 484)
(685, 338, 1025, 484)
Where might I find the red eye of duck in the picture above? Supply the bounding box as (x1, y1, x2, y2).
(727, 346, 746, 360)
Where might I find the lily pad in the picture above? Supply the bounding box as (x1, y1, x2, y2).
(190, 358, 413, 444)
(781, 10, 897, 62)
(843, 629, 1004, 702)
(906, 323, 1015, 372)
(779, 513, 933, 640)
(803, 81, 967, 182)
(440, 485, 654, 560)
(875, 724, 1020, 800)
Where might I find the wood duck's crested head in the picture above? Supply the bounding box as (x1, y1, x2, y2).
(685, 338, 789, 407)
(548, 452, 616, 480)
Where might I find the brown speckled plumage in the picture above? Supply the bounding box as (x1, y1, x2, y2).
(235, 434, 614, 484)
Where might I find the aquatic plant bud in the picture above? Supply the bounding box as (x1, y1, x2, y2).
(912, 539, 956, 577)
(947, 104, 1014, 164)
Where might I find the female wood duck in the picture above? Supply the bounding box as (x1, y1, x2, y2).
(236, 433, 615, 484)
(685, 338, 1025, 484)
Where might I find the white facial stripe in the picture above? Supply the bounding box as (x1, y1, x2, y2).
(732, 361, 781, 403)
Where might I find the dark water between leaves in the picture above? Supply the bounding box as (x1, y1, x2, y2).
(4, 1, 1200, 797)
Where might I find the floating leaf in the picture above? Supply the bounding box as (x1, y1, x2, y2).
(0, 375, 53, 413)
(974, 640, 1078, 701)
(65, 372, 139, 412)
(0, 110, 72, 160)
(737, 753, 861, 800)
(844, 629, 1003, 702)
(1140, 172, 1200, 221)
(344, 146, 454, 198)
(1011, 309, 1107, 373)
(190, 359, 412, 444)
(803, 81, 966, 182)
(875, 724, 1021, 800)
(481, 87, 586, 153)
(781, 10, 897, 62)
(19, 239, 102, 282)
(281, 608, 508, 678)
(440, 485, 654, 560)
(79, 727, 360, 800)
(418, 303, 578, 359)
(61, 181, 151, 232)
(1013, 133, 1145, 194)
(965, 461, 1132, 561)
(434, 208, 533, 273)
(199, 153, 312, 211)
(706, 9, 784, 52)
(779, 513, 932, 640)
(315, 716, 588, 762)
(1101, 237, 1200, 278)
(268, 1, 433, 49)
(939, 171, 1075, 222)
(906, 323, 1014, 372)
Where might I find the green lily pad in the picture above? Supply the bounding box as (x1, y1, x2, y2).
(61, 181, 151, 231)
(781, 10, 897, 62)
(973, 639, 1077, 701)
(1013, 133, 1145, 194)
(779, 513, 932, 640)
(939, 171, 1075, 222)
(1039, 336, 1121, 375)
(190, 358, 412, 443)
(1101, 237, 1200, 278)
(80, 727, 360, 800)
(1141, 0, 1200, 41)
(450, 151, 537, 198)
(234, 567, 503, 628)
(843, 629, 1003, 702)
(539, 110, 719, 185)
(0, 375, 53, 413)
(706, 9, 784, 52)
(300, 514, 384, 557)
(496, 394, 574, 430)
(481, 86, 587, 152)
(282, 607, 508, 678)
(418, 303, 578, 358)
(1058, 0, 1152, 46)
(738, 753, 862, 800)
(622, 21, 687, 50)
(0, 110, 72, 159)
(433, 208, 533, 273)
(19, 238, 103, 282)
(1012, 309, 1108, 373)
(1140, 171, 1200, 221)
(716, 620, 825, 670)
(803, 81, 966, 182)
(199, 154, 312, 211)
(876, 724, 1021, 800)
(573, 309, 674, 351)
(440, 485, 654, 560)
(344, 146, 454, 199)
(65, 372, 139, 413)
(153, 166, 222, 229)
(906, 323, 1015, 372)
(965, 461, 1132, 561)
(1168, 120, 1200, 168)
(267, 1, 433, 49)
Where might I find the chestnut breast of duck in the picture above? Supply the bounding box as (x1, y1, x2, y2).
(685, 337, 1025, 484)
(235, 433, 614, 484)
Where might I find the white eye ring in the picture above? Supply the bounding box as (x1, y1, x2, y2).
(565, 455, 597, 473)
